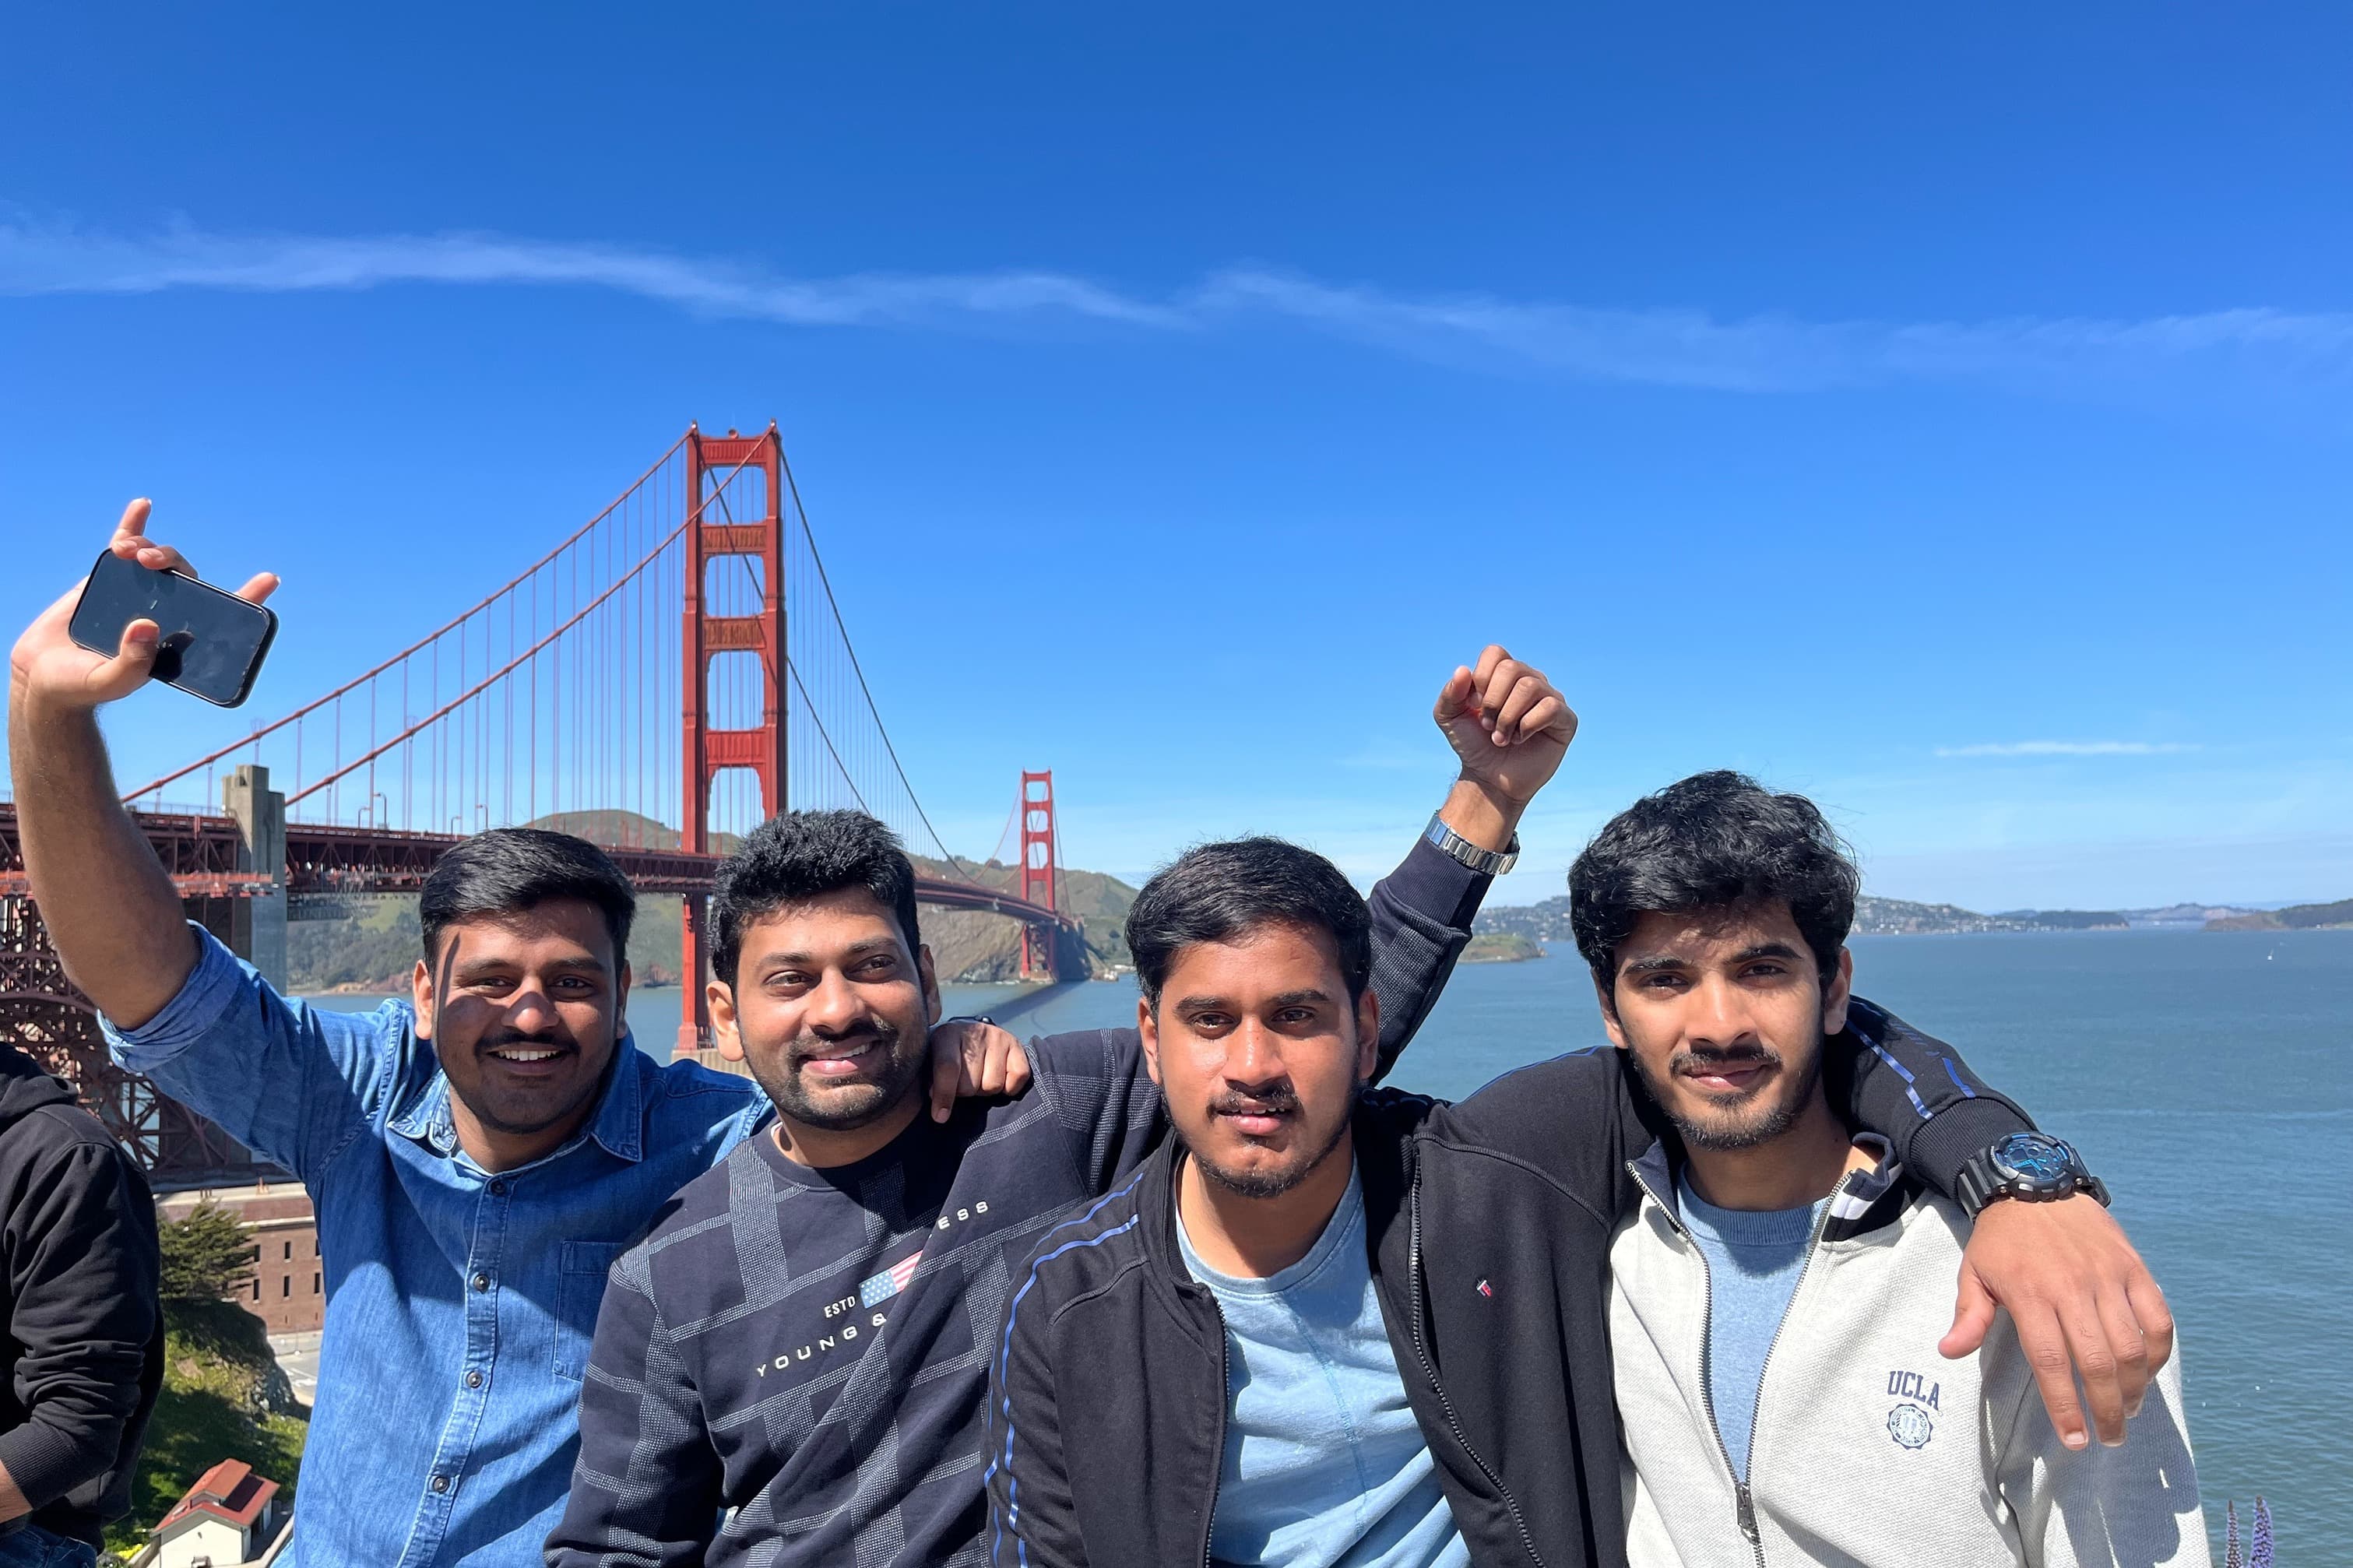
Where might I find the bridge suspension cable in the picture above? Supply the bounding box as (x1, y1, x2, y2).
(122, 427, 990, 888)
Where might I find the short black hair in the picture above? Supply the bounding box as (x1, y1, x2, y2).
(1126, 837, 1372, 1009)
(710, 810, 923, 986)
(1569, 770, 1859, 990)
(419, 828, 636, 965)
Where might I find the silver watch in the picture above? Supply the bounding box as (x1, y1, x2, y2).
(1424, 813, 1519, 876)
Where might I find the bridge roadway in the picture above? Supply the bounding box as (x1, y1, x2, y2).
(0, 802, 1075, 929)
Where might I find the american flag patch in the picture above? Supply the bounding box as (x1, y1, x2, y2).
(859, 1251, 922, 1309)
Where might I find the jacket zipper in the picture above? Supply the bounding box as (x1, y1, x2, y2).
(1197, 1289, 1228, 1568)
(1626, 1160, 1762, 1566)
(1625, 1159, 1848, 1568)
(1407, 1167, 1547, 1568)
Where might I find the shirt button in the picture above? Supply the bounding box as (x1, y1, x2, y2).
(466, 1369, 484, 1389)
(471, 1272, 490, 1292)
(489, 1180, 507, 1197)
(431, 1475, 450, 1494)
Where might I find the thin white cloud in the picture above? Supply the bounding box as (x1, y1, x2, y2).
(1935, 740, 2202, 758)
(7, 214, 2353, 393)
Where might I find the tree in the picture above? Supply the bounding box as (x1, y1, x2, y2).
(159, 1202, 256, 1305)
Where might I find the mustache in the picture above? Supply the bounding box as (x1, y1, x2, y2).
(479, 1028, 573, 1053)
(1671, 1043, 1782, 1076)
(786, 1016, 903, 1062)
(1208, 1084, 1302, 1118)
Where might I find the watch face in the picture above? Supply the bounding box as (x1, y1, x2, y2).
(1991, 1133, 2074, 1187)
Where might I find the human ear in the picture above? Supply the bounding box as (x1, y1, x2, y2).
(1138, 997, 1164, 1088)
(410, 958, 435, 1037)
(1595, 974, 1630, 1052)
(1353, 989, 1380, 1081)
(710, 980, 744, 1062)
(918, 944, 942, 1025)
(1821, 947, 1854, 1038)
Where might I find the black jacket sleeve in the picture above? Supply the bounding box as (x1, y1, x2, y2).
(1831, 997, 2035, 1201)
(0, 1133, 160, 1514)
(1365, 837, 1491, 1080)
(986, 1287, 1090, 1568)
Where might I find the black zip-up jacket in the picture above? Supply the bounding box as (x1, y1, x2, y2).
(983, 1003, 2031, 1568)
(0, 1046, 164, 1549)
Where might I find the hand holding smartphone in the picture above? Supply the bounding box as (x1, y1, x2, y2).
(67, 550, 278, 708)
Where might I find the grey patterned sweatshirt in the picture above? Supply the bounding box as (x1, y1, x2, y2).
(543, 837, 1488, 1568)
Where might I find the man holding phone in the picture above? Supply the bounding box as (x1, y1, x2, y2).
(6, 505, 1027, 1567)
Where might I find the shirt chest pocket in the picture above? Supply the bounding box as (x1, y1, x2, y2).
(554, 1241, 628, 1383)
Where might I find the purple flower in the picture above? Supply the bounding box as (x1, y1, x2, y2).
(2251, 1496, 2273, 1568)
(2224, 1500, 2242, 1568)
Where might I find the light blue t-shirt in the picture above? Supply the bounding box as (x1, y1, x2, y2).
(1676, 1174, 1828, 1482)
(1177, 1162, 1468, 1568)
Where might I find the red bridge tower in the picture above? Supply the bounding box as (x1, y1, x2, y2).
(678, 424, 786, 1053)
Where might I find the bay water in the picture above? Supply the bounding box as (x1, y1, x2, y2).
(309, 926, 2351, 1559)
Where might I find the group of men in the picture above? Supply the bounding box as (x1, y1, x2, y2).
(0, 502, 2205, 1567)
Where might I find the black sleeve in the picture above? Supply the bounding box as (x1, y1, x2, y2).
(545, 1253, 722, 1568)
(1831, 997, 2035, 1201)
(986, 1294, 1091, 1568)
(0, 1137, 160, 1513)
(1364, 836, 1493, 1081)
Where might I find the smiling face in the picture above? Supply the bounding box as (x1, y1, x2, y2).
(711, 887, 941, 1156)
(1141, 921, 1378, 1200)
(1601, 901, 1853, 1151)
(411, 898, 629, 1166)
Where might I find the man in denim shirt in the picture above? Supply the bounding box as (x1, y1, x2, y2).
(6, 506, 1026, 1566)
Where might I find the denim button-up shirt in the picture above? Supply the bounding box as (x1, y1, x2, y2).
(104, 927, 766, 1566)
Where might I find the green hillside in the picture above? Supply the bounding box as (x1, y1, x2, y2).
(2207, 897, 2353, 931)
(285, 816, 1139, 992)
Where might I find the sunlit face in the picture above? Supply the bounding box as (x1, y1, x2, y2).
(413, 899, 628, 1142)
(1601, 902, 1852, 1151)
(1141, 922, 1378, 1199)
(712, 888, 940, 1132)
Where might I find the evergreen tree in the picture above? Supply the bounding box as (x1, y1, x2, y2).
(159, 1201, 257, 1304)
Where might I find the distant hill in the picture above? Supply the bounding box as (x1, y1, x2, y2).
(2207, 897, 2353, 931)
(1461, 932, 1542, 964)
(285, 814, 1140, 992)
(1475, 892, 2145, 941)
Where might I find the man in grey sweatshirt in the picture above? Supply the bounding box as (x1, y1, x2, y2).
(1583, 772, 2208, 1567)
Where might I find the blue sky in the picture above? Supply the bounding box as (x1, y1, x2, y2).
(2, 3, 2348, 908)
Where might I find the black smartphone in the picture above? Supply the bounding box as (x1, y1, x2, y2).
(67, 550, 278, 708)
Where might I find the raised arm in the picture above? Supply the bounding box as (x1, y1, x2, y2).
(1370, 645, 1575, 1075)
(7, 500, 278, 1027)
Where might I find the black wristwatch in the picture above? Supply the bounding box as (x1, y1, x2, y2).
(1955, 1132, 2111, 1217)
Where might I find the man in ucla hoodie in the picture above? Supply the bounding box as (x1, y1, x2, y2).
(0, 1045, 162, 1566)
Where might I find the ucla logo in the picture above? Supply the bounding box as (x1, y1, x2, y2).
(1885, 1369, 1942, 1410)
(1887, 1401, 1935, 1450)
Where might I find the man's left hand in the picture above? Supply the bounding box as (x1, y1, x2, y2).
(1943, 1194, 2175, 1450)
(926, 1018, 1032, 1123)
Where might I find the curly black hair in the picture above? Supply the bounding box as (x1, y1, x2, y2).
(1568, 770, 1859, 988)
(710, 810, 922, 985)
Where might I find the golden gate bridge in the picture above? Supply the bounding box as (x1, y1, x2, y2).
(0, 424, 1083, 1180)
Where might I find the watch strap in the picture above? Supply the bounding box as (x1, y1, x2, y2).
(1424, 813, 1519, 876)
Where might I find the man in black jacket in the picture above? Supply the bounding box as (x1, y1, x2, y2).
(983, 838, 2172, 1568)
(0, 1045, 162, 1568)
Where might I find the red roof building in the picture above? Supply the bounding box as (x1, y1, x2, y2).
(152, 1459, 285, 1568)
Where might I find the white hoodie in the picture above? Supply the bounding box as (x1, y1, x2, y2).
(1608, 1139, 2210, 1568)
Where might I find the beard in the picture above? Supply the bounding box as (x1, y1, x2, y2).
(450, 1025, 610, 1137)
(1628, 1032, 1826, 1152)
(749, 1015, 926, 1132)
(1187, 1078, 1359, 1200)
